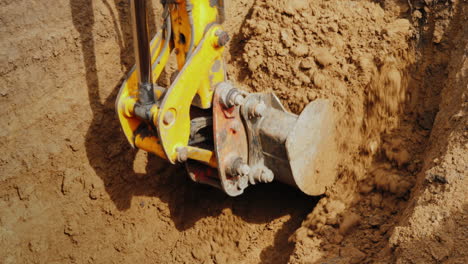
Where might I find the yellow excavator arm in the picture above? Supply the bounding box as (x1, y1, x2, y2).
(116, 0, 338, 196)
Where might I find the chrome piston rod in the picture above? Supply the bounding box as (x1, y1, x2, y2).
(130, 0, 154, 105)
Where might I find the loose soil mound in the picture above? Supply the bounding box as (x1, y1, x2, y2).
(239, 0, 415, 202)
(234, 0, 466, 262)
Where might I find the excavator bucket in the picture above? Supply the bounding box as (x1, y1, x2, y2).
(116, 0, 338, 196)
(199, 83, 338, 196)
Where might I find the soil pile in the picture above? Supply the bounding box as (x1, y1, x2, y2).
(235, 0, 467, 263)
(238, 0, 417, 202)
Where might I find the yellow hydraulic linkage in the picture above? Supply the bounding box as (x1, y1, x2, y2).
(117, 0, 226, 167)
(116, 0, 338, 196)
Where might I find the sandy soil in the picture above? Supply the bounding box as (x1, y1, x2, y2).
(0, 0, 466, 263)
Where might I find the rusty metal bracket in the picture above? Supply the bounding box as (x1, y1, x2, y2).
(212, 82, 250, 196)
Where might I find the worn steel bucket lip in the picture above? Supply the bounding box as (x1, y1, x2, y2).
(285, 99, 338, 195)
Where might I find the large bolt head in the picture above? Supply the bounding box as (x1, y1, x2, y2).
(254, 102, 267, 117)
(218, 82, 245, 108)
(216, 30, 230, 47)
(176, 147, 188, 162)
(163, 111, 175, 125)
(231, 93, 245, 107)
(237, 163, 251, 176)
(260, 168, 274, 183)
(248, 100, 267, 119)
(237, 176, 249, 190)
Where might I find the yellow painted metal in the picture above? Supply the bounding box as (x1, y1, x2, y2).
(116, 30, 169, 151)
(157, 25, 226, 163)
(170, 1, 191, 69)
(116, 71, 139, 147)
(187, 146, 218, 168)
(117, 1, 227, 166)
(150, 33, 172, 88)
(170, 0, 221, 109)
(134, 134, 166, 159)
(170, 0, 219, 68)
(150, 105, 160, 127)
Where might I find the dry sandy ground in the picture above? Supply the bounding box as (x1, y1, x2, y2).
(0, 0, 466, 263)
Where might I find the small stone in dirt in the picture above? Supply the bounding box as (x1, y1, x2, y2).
(61, 168, 81, 195)
(275, 45, 288, 57)
(89, 188, 99, 200)
(64, 220, 79, 236)
(413, 10, 423, 19)
(252, 22, 268, 35)
(291, 44, 309, 57)
(324, 200, 346, 215)
(248, 56, 263, 72)
(114, 241, 126, 253)
(433, 26, 444, 43)
(312, 72, 326, 89)
(328, 22, 339, 32)
(314, 48, 335, 67)
(297, 72, 311, 84)
(280, 31, 293, 48)
(299, 58, 314, 70)
(292, 78, 302, 86)
(425, 172, 448, 184)
(307, 90, 317, 101)
(28, 238, 48, 253)
(191, 245, 210, 261)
